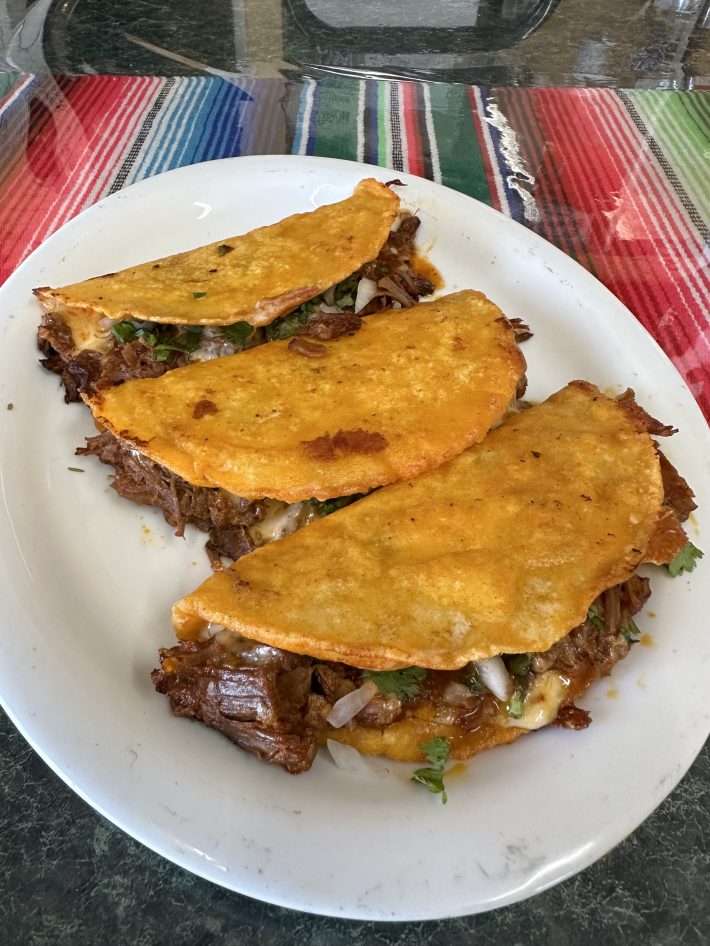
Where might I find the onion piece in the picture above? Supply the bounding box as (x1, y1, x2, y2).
(326, 678, 378, 728)
(354, 277, 378, 313)
(323, 285, 336, 306)
(442, 681, 473, 705)
(475, 656, 513, 701)
(326, 739, 370, 772)
(317, 304, 344, 314)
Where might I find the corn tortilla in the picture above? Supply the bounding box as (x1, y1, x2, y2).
(172, 382, 665, 668)
(33, 178, 399, 328)
(86, 291, 526, 502)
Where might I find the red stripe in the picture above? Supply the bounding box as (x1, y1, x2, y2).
(400, 82, 423, 178)
(531, 88, 661, 332)
(529, 88, 709, 414)
(498, 88, 586, 263)
(1, 77, 160, 281)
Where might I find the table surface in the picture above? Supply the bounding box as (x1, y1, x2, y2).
(0, 3, 709, 944)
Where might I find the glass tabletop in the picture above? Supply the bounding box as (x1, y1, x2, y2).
(2, 0, 710, 88)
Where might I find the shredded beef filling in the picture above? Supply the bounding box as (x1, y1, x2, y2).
(77, 430, 265, 565)
(36, 214, 435, 402)
(38, 314, 189, 404)
(152, 574, 651, 773)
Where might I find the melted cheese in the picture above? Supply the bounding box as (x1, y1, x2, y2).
(59, 304, 113, 353)
(504, 671, 570, 731)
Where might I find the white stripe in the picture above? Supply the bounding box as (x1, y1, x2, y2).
(356, 80, 365, 164)
(421, 84, 441, 184)
(471, 87, 508, 216)
(384, 84, 393, 169)
(298, 79, 316, 157)
(0, 74, 34, 117)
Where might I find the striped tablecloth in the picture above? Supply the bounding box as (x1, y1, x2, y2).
(1, 74, 708, 417)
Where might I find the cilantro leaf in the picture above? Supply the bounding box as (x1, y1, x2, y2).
(313, 493, 365, 516)
(620, 617, 641, 645)
(421, 737, 450, 768)
(666, 541, 704, 577)
(411, 737, 451, 803)
(217, 243, 234, 256)
(221, 321, 253, 346)
(265, 308, 313, 341)
(411, 767, 447, 802)
(459, 663, 486, 693)
(172, 326, 204, 352)
(111, 321, 137, 343)
(192, 291, 207, 299)
(362, 666, 426, 701)
(505, 653, 531, 677)
(507, 692, 525, 718)
(587, 603, 605, 631)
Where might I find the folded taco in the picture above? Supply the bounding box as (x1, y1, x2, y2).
(35, 179, 435, 401)
(78, 291, 528, 564)
(152, 382, 699, 782)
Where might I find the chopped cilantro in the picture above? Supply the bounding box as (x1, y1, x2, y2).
(67, 466, 84, 473)
(335, 292, 355, 308)
(217, 244, 234, 256)
(666, 541, 704, 577)
(192, 291, 207, 299)
(6, 403, 13, 411)
(411, 737, 451, 803)
(265, 308, 313, 341)
(505, 653, 531, 677)
(111, 321, 158, 347)
(459, 662, 486, 693)
(507, 691, 525, 718)
(587, 603, 605, 631)
(313, 493, 364, 516)
(362, 666, 426, 701)
(111, 320, 138, 343)
(111, 321, 203, 362)
(619, 617, 641, 645)
(221, 321, 253, 347)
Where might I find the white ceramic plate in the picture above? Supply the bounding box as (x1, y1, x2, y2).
(0, 156, 707, 921)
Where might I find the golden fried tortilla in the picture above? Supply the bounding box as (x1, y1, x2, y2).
(172, 382, 665, 669)
(33, 178, 399, 328)
(85, 291, 526, 502)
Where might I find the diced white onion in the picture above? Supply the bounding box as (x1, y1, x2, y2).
(354, 277, 378, 313)
(475, 656, 513, 701)
(323, 285, 336, 306)
(326, 739, 369, 772)
(326, 678, 378, 728)
(442, 681, 473, 705)
(317, 304, 344, 314)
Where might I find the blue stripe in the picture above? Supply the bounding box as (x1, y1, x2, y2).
(477, 87, 526, 224)
(131, 79, 206, 180)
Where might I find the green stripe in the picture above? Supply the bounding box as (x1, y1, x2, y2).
(311, 79, 360, 161)
(377, 82, 388, 167)
(0, 71, 21, 104)
(428, 84, 490, 204)
(625, 91, 710, 222)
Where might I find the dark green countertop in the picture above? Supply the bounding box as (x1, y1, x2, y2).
(2, 709, 708, 944)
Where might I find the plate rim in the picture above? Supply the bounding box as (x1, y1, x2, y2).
(0, 154, 708, 921)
